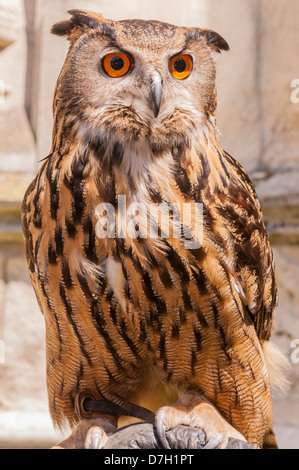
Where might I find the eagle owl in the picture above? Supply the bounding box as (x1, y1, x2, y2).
(21, 10, 287, 449)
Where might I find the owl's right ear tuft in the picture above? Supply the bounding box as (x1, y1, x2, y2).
(51, 19, 74, 37)
(51, 9, 110, 40)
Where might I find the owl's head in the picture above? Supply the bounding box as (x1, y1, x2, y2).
(52, 10, 229, 152)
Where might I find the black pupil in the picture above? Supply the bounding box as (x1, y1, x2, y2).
(111, 56, 124, 71)
(174, 58, 187, 73)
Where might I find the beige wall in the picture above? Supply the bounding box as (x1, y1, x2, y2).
(0, 0, 298, 448)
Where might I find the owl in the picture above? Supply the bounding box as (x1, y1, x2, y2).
(21, 9, 287, 449)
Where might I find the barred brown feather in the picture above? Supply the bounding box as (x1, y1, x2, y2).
(22, 10, 280, 448)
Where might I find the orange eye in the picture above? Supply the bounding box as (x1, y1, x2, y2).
(170, 54, 192, 80)
(103, 53, 131, 77)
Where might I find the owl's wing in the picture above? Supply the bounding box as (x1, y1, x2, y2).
(21, 174, 44, 318)
(218, 151, 277, 341)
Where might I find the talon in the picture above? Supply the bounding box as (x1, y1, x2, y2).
(54, 417, 116, 449)
(155, 409, 171, 449)
(85, 426, 108, 449)
(156, 423, 171, 449)
(155, 393, 247, 449)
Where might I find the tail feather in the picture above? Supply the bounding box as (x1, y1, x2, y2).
(262, 340, 291, 395)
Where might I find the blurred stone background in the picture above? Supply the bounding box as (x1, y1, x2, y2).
(0, 0, 298, 448)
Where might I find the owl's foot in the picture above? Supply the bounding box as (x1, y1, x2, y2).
(155, 392, 246, 449)
(53, 417, 117, 449)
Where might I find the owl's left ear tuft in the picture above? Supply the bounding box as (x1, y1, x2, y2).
(201, 30, 230, 53)
(51, 9, 111, 40)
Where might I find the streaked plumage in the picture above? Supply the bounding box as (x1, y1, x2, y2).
(21, 10, 285, 449)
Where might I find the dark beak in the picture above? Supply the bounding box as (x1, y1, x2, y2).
(150, 73, 162, 118)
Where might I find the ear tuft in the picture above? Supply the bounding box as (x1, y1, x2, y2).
(51, 9, 108, 39)
(201, 30, 230, 53)
(67, 9, 107, 31)
(51, 19, 73, 37)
